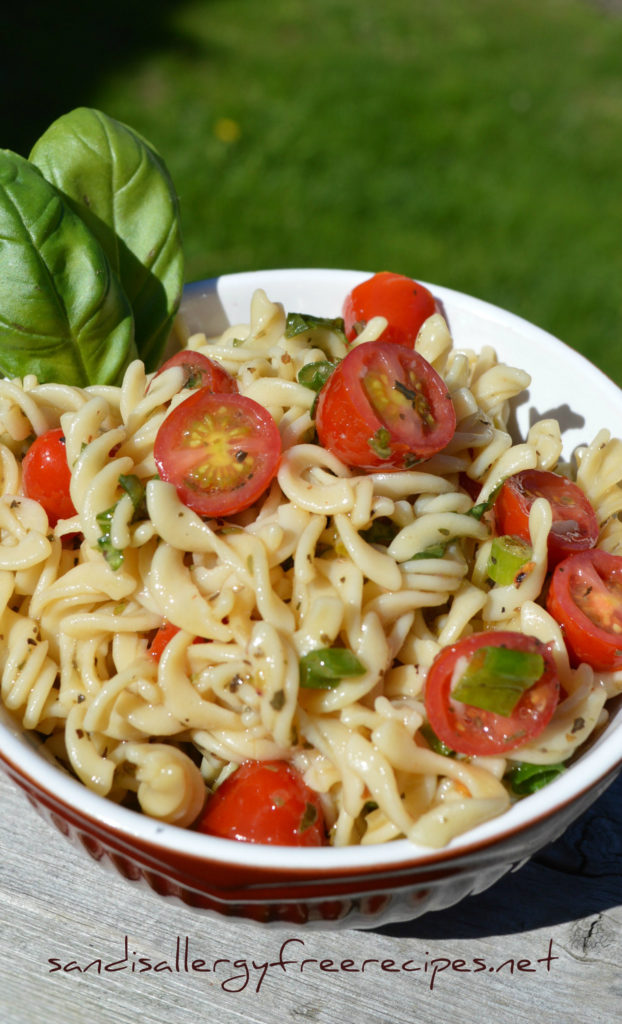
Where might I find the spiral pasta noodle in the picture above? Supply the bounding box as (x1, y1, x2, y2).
(0, 284, 620, 847)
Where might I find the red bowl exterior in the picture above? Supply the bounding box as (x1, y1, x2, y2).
(2, 747, 619, 929)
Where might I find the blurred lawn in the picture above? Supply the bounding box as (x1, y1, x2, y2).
(4, 0, 622, 382)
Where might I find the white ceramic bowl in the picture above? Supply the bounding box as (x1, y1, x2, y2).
(1, 268, 621, 930)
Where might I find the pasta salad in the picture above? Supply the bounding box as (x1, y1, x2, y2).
(1, 270, 622, 849)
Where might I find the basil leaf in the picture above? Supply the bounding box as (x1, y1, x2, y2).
(452, 645, 545, 717)
(297, 360, 336, 392)
(505, 761, 565, 795)
(0, 149, 136, 387)
(420, 722, 456, 757)
(30, 107, 184, 371)
(359, 516, 400, 547)
(299, 648, 366, 689)
(368, 427, 392, 459)
(285, 311, 346, 341)
(96, 474, 147, 569)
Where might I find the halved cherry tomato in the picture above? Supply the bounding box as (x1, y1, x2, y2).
(195, 760, 327, 846)
(154, 388, 281, 517)
(495, 469, 599, 568)
(547, 549, 622, 670)
(153, 350, 238, 393)
(315, 340, 455, 471)
(343, 271, 437, 347)
(148, 620, 206, 659)
(22, 428, 77, 526)
(424, 630, 560, 756)
(148, 621, 182, 659)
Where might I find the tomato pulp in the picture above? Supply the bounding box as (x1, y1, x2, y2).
(22, 427, 77, 526)
(196, 760, 327, 845)
(154, 388, 281, 517)
(343, 271, 436, 347)
(495, 469, 599, 567)
(547, 549, 622, 670)
(424, 630, 560, 756)
(315, 341, 455, 471)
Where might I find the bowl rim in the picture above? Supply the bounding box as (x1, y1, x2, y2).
(2, 266, 622, 875)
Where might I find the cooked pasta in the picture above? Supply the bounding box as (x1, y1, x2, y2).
(1, 284, 621, 847)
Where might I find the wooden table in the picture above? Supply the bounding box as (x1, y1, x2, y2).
(1, 766, 620, 1024)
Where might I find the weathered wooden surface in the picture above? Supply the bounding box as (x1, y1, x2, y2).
(1, 767, 621, 1024)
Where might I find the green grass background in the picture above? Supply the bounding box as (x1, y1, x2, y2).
(4, 0, 622, 382)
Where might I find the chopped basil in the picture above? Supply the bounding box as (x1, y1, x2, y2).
(487, 535, 533, 585)
(467, 479, 504, 521)
(97, 474, 147, 569)
(505, 761, 565, 795)
(297, 360, 337, 392)
(410, 541, 450, 560)
(285, 311, 346, 341)
(359, 516, 400, 547)
(452, 644, 545, 717)
(299, 647, 366, 689)
(368, 426, 392, 460)
(298, 801, 319, 833)
(420, 722, 456, 757)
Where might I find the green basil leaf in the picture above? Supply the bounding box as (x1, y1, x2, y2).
(505, 761, 565, 795)
(299, 648, 366, 689)
(419, 722, 456, 757)
(30, 107, 184, 371)
(0, 149, 136, 386)
(359, 516, 400, 547)
(285, 311, 346, 341)
(297, 360, 336, 392)
(368, 426, 392, 460)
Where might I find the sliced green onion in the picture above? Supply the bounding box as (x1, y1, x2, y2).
(487, 535, 533, 585)
(452, 644, 545, 717)
(505, 761, 565, 795)
(299, 648, 366, 689)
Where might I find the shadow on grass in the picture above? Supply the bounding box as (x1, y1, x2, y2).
(1, 0, 202, 154)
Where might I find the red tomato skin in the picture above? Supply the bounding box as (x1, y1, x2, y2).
(343, 271, 437, 347)
(148, 621, 182, 660)
(196, 760, 327, 846)
(547, 549, 622, 670)
(315, 340, 455, 471)
(154, 388, 281, 517)
(154, 350, 238, 393)
(424, 631, 560, 757)
(22, 428, 77, 526)
(495, 469, 599, 568)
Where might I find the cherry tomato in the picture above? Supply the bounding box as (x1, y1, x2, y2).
(546, 549, 622, 670)
(22, 428, 77, 526)
(343, 271, 437, 347)
(196, 760, 327, 846)
(495, 469, 599, 568)
(153, 350, 237, 393)
(148, 621, 182, 659)
(424, 630, 560, 756)
(315, 340, 455, 471)
(154, 388, 281, 517)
